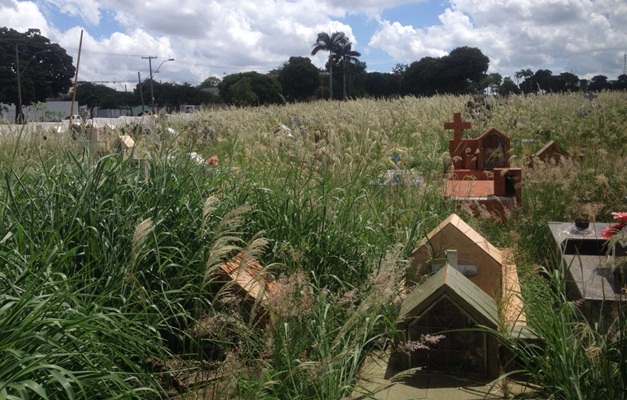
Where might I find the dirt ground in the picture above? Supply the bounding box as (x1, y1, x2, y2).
(352, 350, 540, 400)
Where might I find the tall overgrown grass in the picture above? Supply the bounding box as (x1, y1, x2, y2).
(493, 264, 626, 400)
(0, 92, 625, 398)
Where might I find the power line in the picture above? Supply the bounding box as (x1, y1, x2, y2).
(63, 46, 276, 71)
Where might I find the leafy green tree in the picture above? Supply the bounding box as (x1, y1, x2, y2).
(364, 72, 388, 98)
(131, 81, 215, 112)
(404, 57, 441, 96)
(311, 32, 348, 100)
(514, 69, 533, 87)
(391, 64, 406, 95)
(364, 71, 403, 98)
(555, 72, 580, 92)
(277, 56, 320, 101)
(498, 76, 520, 95)
(229, 78, 257, 106)
(402, 47, 489, 96)
(588, 75, 609, 92)
(75, 82, 140, 116)
(612, 74, 627, 91)
(533, 69, 554, 93)
(111, 91, 137, 115)
(0, 27, 75, 122)
(345, 60, 367, 98)
(219, 72, 283, 106)
(198, 76, 221, 90)
(440, 46, 490, 94)
(75, 82, 117, 117)
(482, 72, 502, 95)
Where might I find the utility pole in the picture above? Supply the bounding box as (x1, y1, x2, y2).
(142, 56, 157, 113)
(138, 71, 145, 114)
(15, 44, 24, 124)
(14, 46, 51, 124)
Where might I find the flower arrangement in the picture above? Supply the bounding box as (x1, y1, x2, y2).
(601, 212, 627, 239)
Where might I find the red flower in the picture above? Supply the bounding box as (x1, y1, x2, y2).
(601, 212, 627, 239)
(205, 155, 219, 166)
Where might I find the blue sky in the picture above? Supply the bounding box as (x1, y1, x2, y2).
(3, 0, 626, 90)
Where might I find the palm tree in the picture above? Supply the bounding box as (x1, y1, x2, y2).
(311, 32, 348, 100)
(514, 69, 533, 86)
(337, 42, 361, 100)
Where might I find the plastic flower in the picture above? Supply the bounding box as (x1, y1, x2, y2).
(601, 212, 627, 239)
(206, 155, 219, 166)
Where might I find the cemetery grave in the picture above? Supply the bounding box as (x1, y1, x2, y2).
(393, 213, 529, 378)
(443, 113, 522, 217)
(1, 93, 625, 399)
(526, 139, 569, 168)
(549, 214, 627, 320)
(373, 149, 423, 186)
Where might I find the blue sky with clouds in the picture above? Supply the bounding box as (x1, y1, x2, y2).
(3, 0, 626, 90)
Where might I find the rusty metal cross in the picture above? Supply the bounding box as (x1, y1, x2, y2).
(444, 112, 472, 142)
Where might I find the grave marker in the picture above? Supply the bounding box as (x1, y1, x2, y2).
(443, 113, 522, 217)
(397, 213, 529, 378)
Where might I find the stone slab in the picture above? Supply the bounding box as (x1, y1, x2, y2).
(548, 222, 622, 301)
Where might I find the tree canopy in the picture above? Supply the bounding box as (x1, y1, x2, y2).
(219, 72, 283, 106)
(277, 56, 320, 101)
(0, 27, 75, 121)
(4, 26, 626, 116)
(404, 47, 489, 96)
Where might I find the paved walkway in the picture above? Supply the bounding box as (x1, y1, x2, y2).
(352, 351, 539, 400)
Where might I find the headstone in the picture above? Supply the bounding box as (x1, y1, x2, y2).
(115, 134, 135, 152)
(443, 113, 522, 217)
(530, 140, 569, 166)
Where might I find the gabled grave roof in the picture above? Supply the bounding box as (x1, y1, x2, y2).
(218, 253, 276, 304)
(412, 213, 504, 266)
(397, 264, 498, 328)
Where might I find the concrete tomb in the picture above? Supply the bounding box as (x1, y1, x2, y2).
(549, 218, 626, 319)
(443, 113, 522, 216)
(217, 253, 277, 324)
(396, 213, 529, 378)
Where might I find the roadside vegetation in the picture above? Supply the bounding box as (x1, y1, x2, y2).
(1, 92, 625, 399)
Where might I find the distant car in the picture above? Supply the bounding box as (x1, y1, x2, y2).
(64, 114, 83, 123)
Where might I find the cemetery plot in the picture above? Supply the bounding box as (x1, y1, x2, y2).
(549, 220, 626, 319)
(443, 113, 521, 217)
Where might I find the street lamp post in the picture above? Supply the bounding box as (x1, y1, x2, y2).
(15, 45, 50, 124)
(142, 57, 174, 114)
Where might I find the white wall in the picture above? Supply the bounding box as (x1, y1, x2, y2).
(0, 101, 83, 122)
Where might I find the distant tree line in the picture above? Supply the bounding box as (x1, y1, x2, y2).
(2, 26, 626, 117)
(0, 27, 75, 122)
(513, 69, 627, 94)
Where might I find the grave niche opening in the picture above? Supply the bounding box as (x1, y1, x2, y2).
(407, 296, 487, 375)
(397, 264, 501, 378)
(480, 129, 508, 170)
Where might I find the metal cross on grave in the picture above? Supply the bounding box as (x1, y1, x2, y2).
(444, 112, 472, 142)
(585, 91, 597, 102)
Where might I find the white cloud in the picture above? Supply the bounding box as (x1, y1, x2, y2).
(370, 0, 627, 78)
(1, 0, 52, 33)
(43, 0, 101, 25)
(3, 0, 625, 91)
